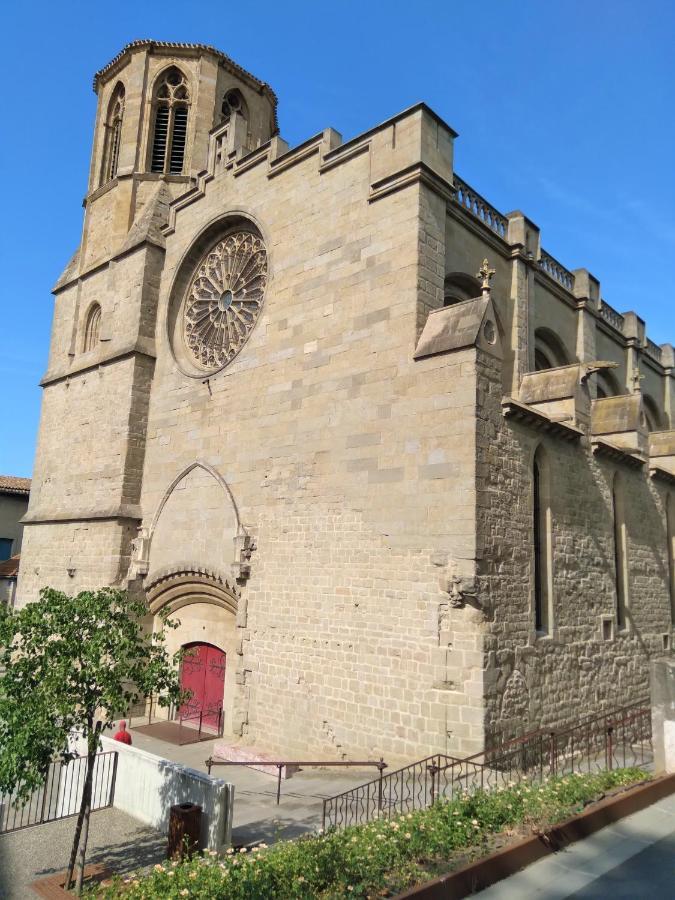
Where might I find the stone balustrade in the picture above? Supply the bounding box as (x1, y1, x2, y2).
(453, 174, 508, 239)
(538, 249, 575, 292)
(645, 338, 663, 364)
(599, 299, 625, 332)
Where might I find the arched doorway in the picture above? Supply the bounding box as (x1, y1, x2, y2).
(179, 642, 226, 733)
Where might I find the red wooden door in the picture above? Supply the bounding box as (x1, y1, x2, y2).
(203, 646, 226, 730)
(179, 643, 225, 732)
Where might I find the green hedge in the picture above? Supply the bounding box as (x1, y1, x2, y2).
(92, 768, 647, 899)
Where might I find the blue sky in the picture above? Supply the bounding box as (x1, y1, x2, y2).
(1, 0, 674, 477)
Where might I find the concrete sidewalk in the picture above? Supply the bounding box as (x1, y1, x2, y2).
(475, 792, 675, 899)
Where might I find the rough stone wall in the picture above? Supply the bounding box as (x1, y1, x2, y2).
(477, 349, 673, 741)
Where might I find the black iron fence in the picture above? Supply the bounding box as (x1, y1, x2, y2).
(0, 751, 117, 834)
(323, 700, 652, 830)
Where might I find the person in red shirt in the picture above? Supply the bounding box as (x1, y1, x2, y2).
(113, 720, 132, 745)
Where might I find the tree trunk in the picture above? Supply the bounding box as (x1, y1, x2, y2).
(65, 729, 97, 893)
(72, 749, 95, 895)
(74, 755, 94, 896)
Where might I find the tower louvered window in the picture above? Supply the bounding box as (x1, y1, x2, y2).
(150, 67, 190, 175)
(101, 84, 125, 185)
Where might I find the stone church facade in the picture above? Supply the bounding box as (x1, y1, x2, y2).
(18, 41, 675, 761)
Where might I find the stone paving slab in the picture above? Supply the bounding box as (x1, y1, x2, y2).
(0, 808, 164, 900)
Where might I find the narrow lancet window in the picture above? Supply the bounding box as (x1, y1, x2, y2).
(83, 303, 101, 352)
(533, 447, 553, 634)
(101, 84, 125, 185)
(150, 67, 190, 175)
(612, 475, 629, 630)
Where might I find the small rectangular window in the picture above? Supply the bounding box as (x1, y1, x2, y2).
(0, 538, 13, 561)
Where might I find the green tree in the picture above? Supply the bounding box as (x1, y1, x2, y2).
(0, 587, 184, 894)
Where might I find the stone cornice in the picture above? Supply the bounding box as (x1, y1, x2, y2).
(502, 398, 583, 442)
(649, 465, 675, 486)
(590, 438, 645, 468)
(40, 340, 156, 387)
(23, 504, 142, 525)
(369, 161, 455, 205)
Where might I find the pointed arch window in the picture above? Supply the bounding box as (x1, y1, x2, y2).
(150, 67, 190, 175)
(221, 88, 248, 124)
(83, 303, 101, 352)
(612, 473, 629, 630)
(101, 84, 125, 185)
(533, 446, 553, 635)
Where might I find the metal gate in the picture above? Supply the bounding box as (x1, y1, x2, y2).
(0, 751, 117, 834)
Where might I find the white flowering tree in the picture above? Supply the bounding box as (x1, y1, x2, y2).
(0, 587, 183, 894)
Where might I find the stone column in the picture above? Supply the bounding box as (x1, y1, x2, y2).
(651, 657, 675, 774)
(661, 344, 674, 428)
(572, 269, 600, 374)
(622, 312, 646, 394)
(505, 212, 540, 395)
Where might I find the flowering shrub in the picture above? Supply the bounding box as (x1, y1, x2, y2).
(91, 768, 646, 899)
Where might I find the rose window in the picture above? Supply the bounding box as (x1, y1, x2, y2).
(183, 231, 267, 370)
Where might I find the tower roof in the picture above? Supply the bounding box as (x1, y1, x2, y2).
(93, 40, 278, 111)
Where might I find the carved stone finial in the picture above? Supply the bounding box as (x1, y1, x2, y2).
(477, 258, 495, 295)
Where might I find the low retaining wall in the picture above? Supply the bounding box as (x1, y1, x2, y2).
(395, 774, 675, 900)
(74, 734, 234, 851)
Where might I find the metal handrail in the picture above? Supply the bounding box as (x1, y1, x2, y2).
(206, 757, 387, 806)
(322, 699, 652, 830)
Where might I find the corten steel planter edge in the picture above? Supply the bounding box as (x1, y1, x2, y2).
(394, 773, 675, 900)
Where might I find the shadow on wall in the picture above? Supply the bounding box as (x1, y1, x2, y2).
(98, 735, 234, 851)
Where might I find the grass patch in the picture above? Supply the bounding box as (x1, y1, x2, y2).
(91, 768, 648, 899)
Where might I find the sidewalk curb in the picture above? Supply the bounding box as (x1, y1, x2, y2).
(395, 773, 675, 900)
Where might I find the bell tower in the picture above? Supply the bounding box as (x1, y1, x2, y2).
(18, 42, 277, 607)
(81, 40, 278, 270)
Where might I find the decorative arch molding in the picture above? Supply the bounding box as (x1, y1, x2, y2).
(128, 460, 254, 584)
(534, 327, 570, 371)
(443, 272, 482, 306)
(147, 459, 244, 540)
(145, 565, 239, 617)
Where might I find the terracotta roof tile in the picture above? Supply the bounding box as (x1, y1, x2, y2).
(93, 40, 277, 102)
(0, 475, 31, 496)
(0, 555, 20, 578)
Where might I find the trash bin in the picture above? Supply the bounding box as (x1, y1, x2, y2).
(167, 802, 202, 859)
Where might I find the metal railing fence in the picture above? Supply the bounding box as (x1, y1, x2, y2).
(0, 751, 117, 834)
(323, 700, 652, 830)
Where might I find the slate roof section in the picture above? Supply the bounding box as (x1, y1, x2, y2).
(0, 476, 31, 496)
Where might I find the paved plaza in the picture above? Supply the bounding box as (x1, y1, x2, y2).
(0, 808, 164, 900)
(119, 724, 379, 844)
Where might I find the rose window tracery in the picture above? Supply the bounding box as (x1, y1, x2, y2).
(183, 231, 267, 370)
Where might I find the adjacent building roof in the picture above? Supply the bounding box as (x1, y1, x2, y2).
(0, 555, 20, 578)
(0, 475, 31, 497)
